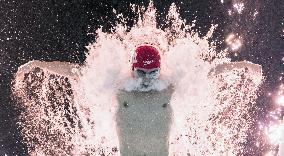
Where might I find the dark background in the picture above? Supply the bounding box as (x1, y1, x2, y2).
(0, 0, 283, 155)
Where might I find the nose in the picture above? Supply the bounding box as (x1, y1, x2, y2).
(145, 73, 151, 79)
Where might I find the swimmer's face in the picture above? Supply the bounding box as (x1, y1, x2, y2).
(133, 68, 160, 87)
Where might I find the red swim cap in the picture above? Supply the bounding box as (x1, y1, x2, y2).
(132, 45, 161, 70)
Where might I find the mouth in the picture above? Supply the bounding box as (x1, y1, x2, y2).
(141, 83, 149, 88)
(141, 78, 153, 88)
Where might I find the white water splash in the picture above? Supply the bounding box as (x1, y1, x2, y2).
(12, 2, 263, 155)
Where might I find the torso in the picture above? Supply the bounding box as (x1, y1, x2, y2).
(115, 87, 174, 156)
